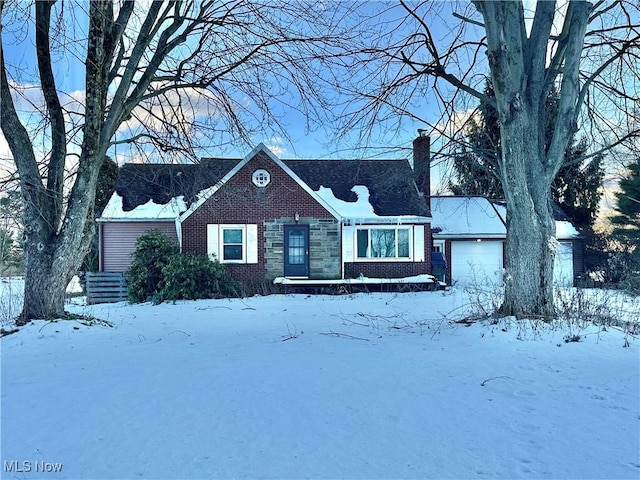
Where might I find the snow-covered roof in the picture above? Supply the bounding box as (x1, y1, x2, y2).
(554, 221, 580, 239)
(432, 196, 579, 240)
(99, 192, 186, 221)
(316, 186, 376, 218)
(314, 185, 430, 223)
(490, 202, 580, 239)
(431, 197, 506, 238)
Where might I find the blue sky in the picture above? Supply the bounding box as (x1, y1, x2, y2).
(1, 1, 456, 168)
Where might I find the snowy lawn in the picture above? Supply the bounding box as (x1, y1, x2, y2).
(1, 281, 639, 479)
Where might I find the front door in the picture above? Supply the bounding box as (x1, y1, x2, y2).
(284, 225, 310, 277)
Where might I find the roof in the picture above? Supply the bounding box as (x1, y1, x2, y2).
(490, 200, 580, 239)
(101, 193, 187, 221)
(100, 145, 429, 222)
(432, 196, 580, 240)
(431, 196, 506, 238)
(283, 159, 428, 217)
(110, 159, 241, 212)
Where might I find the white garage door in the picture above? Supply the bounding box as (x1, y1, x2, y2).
(451, 241, 504, 286)
(553, 242, 574, 287)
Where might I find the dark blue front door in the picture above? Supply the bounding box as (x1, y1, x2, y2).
(284, 225, 309, 277)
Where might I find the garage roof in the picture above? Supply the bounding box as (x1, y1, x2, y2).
(431, 196, 506, 238)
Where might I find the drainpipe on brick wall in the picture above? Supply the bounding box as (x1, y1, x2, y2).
(341, 221, 345, 279)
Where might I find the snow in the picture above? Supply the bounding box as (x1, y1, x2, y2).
(490, 202, 580, 240)
(273, 273, 436, 285)
(1, 279, 639, 479)
(314, 185, 429, 222)
(100, 193, 187, 221)
(316, 185, 377, 219)
(431, 196, 506, 237)
(555, 220, 580, 239)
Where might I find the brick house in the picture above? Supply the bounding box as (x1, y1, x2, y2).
(97, 135, 435, 287)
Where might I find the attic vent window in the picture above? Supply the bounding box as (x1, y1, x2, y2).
(252, 169, 271, 187)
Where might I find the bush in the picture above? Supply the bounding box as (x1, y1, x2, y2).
(621, 274, 640, 296)
(161, 254, 238, 301)
(126, 231, 179, 303)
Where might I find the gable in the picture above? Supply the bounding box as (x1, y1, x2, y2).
(179, 144, 341, 223)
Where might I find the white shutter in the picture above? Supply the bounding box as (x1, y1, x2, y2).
(207, 224, 219, 261)
(413, 225, 425, 262)
(342, 225, 355, 262)
(246, 224, 258, 264)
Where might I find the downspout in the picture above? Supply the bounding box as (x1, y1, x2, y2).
(98, 222, 103, 272)
(340, 220, 345, 280)
(175, 216, 182, 252)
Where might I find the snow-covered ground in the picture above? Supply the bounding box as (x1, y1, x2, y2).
(1, 278, 639, 479)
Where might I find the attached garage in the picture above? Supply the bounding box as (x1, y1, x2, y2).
(98, 193, 184, 272)
(450, 240, 504, 286)
(99, 221, 178, 272)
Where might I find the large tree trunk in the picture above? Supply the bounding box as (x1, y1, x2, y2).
(19, 185, 98, 324)
(4, 1, 111, 323)
(21, 248, 70, 323)
(473, 0, 591, 320)
(500, 111, 556, 319)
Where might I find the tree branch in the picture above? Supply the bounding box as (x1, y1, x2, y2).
(35, 0, 66, 225)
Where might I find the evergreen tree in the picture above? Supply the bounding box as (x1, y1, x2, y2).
(611, 159, 640, 251)
(450, 80, 604, 235)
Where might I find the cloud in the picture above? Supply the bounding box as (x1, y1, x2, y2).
(118, 85, 223, 132)
(264, 136, 287, 156)
(265, 144, 287, 156)
(0, 135, 16, 184)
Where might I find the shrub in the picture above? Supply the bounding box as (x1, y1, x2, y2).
(621, 274, 640, 296)
(126, 231, 179, 303)
(161, 253, 238, 301)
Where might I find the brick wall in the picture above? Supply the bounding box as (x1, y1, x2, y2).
(344, 224, 432, 278)
(181, 151, 337, 284)
(344, 261, 430, 279)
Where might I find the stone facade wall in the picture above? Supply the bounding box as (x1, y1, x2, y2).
(264, 217, 340, 280)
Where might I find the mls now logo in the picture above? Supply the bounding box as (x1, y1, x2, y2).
(4, 460, 63, 473)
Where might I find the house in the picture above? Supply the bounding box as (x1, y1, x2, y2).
(430, 196, 583, 287)
(98, 136, 435, 289)
(97, 133, 583, 294)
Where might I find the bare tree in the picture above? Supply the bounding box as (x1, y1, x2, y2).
(329, 0, 639, 318)
(0, 0, 350, 322)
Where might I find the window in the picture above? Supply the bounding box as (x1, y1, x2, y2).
(252, 169, 271, 187)
(207, 224, 258, 264)
(356, 227, 411, 259)
(432, 240, 445, 253)
(222, 228, 244, 261)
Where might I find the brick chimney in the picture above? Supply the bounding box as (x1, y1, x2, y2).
(413, 131, 431, 206)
